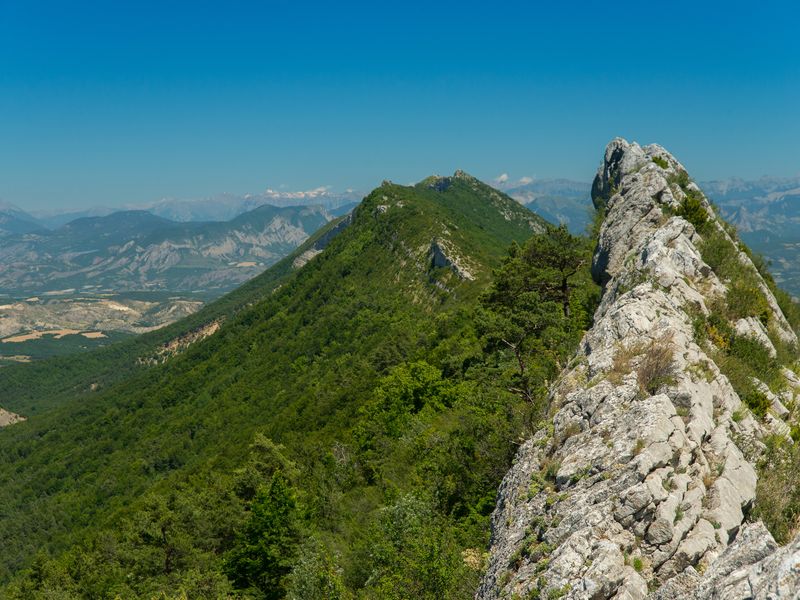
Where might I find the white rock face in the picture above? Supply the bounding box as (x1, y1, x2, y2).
(429, 238, 475, 281)
(477, 139, 800, 599)
(0, 408, 24, 427)
(652, 521, 800, 599)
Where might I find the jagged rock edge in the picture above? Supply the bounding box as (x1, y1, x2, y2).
(477, 138, 800, 600)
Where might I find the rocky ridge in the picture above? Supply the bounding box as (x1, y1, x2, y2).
(136, 318, 223, 366)
(292, 212, 354, 269)
(477, 139, 800, 599)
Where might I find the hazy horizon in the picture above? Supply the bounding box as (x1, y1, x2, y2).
(9, 169, 800, 216)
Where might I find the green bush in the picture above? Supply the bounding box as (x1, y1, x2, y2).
(651, 156, 669, 169)
(728, 335, 778, 382)
(700, 232, 741, 278)
(667, 170, 691, 189)
(666, 164, 709, 233)
(702, 307, 734, 349)
(741, 389, 770, 418)
(224, 471, 301, 598)
(699, 226, 773, 328)
(754, 437, 800, 544)
(704, 313, 782, 422)
(676, 192, 708, 231)
(727, 281, 771, 325)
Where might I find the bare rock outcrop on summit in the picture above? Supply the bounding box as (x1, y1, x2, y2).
(477, 139, 800, 599)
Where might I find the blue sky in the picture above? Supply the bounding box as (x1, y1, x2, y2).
(1, 0, 799, 210)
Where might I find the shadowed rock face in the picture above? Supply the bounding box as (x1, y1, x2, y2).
(477, 139, 800, 600)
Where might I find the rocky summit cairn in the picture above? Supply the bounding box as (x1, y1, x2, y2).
(477, 139, 800, 599)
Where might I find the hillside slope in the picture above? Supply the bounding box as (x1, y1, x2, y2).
(0, 213, 352, 417)
(0, 172, 559, 597)
(478, 139, 800, 599)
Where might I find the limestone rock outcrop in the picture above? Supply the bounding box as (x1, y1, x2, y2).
(477, 139, 800, 599)
(429, 238, 475, 281)
(0, 408, 24, 427)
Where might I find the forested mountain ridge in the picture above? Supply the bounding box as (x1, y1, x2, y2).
(0, 172, 599, 598)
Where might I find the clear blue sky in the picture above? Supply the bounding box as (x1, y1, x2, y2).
(1, 0, 799, 210)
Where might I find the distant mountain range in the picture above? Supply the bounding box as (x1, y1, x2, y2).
(0, 191, 359, 348)
(5, 174, 800, 297)
(701, 176, 800, 235)
(698, 176, 800, 295)
(0, 201, 47, 236)
(0, 204, 335, 294)
(28, 187, 362, 228)
(498, 179, 594, 233)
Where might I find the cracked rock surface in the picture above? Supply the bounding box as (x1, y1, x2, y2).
(477, 139, 800, 600)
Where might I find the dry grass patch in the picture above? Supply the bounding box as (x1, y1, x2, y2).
(607, 333, 676, 397)
(608, 341, 647, 384)
(637, 333, 677, 396)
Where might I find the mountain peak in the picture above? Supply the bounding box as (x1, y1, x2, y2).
(453, 168, 477, 180)
(0, 200, 24, 212)
(359, 172, 546, 285)
(0, 202, 45, 236)
(590, 138, 688, 211)
(416, 170, 480, 193)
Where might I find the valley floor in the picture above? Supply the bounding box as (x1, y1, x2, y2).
(0, 291, 208, 361)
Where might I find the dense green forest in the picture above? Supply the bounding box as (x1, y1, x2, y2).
(0, 173, 600, 598)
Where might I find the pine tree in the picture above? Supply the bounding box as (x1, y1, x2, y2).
(225, 471, 301, 599)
